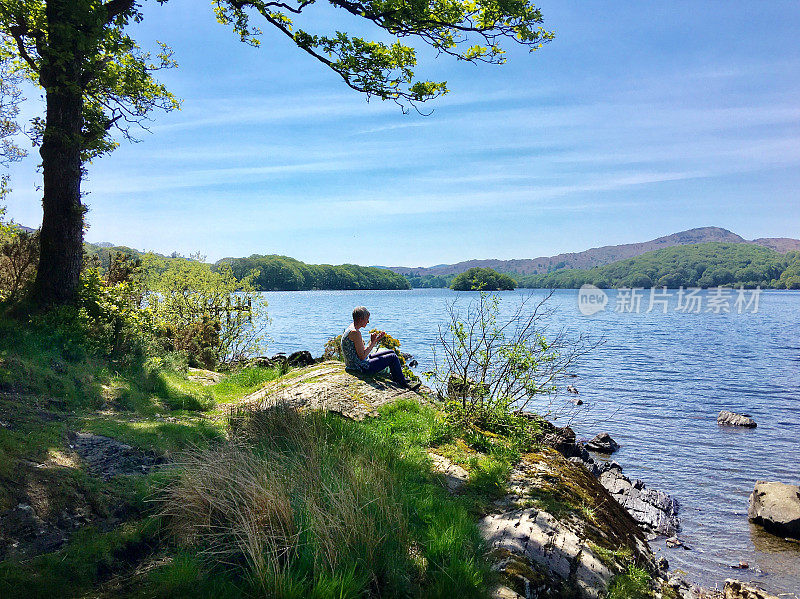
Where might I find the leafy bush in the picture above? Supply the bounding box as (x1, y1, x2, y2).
(0, 228, 38, 305)
(143, 254, 269, 368)
(443, 399, 543, 451)
(20, 268, 157, 366)
(322, 334, 343, 360)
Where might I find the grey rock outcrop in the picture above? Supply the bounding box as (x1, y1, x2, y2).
(748, 481, 800, 539)
(598, 463, 680, 536)
(479, 450, 655, 599)
(585, 433, 620, 454)
(480, 508, 615, 599)
(717, 411, 757, 428)
(664, 573, 718, 599)
(241, 361, 424, 420)
(537, 422, 680, 536)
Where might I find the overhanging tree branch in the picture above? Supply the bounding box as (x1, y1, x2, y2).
(101, 0, 136, 23)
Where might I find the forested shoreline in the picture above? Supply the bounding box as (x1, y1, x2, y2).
(218, 254, 411, 291)
(516, 243, 800, 289)
(81, 241, 800, 292)
(81, 245, 411, 291)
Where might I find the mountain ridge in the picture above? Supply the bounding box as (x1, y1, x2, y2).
(387, 227, 800, 277)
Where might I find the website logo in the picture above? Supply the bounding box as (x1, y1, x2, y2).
(578, 284, 608, 316)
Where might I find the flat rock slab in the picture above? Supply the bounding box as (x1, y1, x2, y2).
(241, 361, 424, 421)
(480, 507, 614, 599)
(480, 450, 654, 599)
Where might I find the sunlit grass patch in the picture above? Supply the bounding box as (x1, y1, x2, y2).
(207, 365, 281, 402)
(77, 415, 224, 454)
(606, 563, 653, 599)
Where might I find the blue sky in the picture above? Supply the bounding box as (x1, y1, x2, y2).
(5, 0, 800, 266)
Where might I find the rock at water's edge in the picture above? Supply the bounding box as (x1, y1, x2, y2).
(748, 481, 800, 539)
(586, 432, 620, 454)
(723, 579, 779, 599)
(479, 450, 655, 599)
(598, 463, 680, 536)
(717, 411, 757, 428)
(287, 350, 315, 367)
(538, 422, 681, 536)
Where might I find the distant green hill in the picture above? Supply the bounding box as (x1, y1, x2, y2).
(517, 243, 800, 289)
(83, 241, 150, 271)
(217, 255, 411, 291)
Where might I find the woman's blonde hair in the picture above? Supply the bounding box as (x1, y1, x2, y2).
(352, 306, 370, 322)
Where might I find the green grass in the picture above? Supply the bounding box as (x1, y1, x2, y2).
(77, 414, 225, 454)
(139, 551, 242, 599)
(588, 543, 634, 570)
(158, 405, 494, 599)
(209, 366, 282, 401)
(606, 563, 654, 599)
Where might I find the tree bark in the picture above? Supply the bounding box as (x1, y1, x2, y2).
(31, 0, 86, 307)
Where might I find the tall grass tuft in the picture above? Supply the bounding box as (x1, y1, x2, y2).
(160, 405, 445, 597)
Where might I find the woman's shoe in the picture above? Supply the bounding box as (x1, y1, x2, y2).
(404, 380, 422, 391)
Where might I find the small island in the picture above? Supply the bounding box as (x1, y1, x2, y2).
(450, 267, 517, 291)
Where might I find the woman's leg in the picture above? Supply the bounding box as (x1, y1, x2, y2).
(365, 352, 407, 385)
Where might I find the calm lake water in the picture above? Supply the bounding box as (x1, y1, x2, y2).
(258, 288, 800, 594)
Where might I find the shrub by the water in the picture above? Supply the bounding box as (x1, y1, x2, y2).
(142, 253, 269, 368)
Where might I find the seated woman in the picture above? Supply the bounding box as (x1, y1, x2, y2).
(341, 306, 418, 389)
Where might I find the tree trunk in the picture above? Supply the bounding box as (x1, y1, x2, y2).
(31, 0, 86, 307)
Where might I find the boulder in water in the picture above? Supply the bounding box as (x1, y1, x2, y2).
(748, 481, 800, 539)
(717, 411, 757, 428)
(586, 432, 620, 454)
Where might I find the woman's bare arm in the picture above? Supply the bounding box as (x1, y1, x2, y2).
(350, 329, 378, 360)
